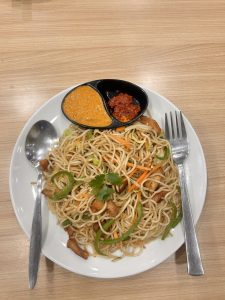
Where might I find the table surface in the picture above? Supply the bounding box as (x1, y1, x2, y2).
(1, 0, 225, 299)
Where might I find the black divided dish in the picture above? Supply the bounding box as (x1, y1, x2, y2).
(61, 79, 149, 129)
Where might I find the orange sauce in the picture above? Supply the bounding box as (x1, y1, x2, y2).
(63, 85, 112, 127)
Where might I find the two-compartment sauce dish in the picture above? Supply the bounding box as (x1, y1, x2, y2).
(61, 79, 148, 129)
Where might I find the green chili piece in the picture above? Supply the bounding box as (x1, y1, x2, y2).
(156, 147, 170, 160)
(171, 209, 183, 228)
(161, 203, 183, 240)
(101, 202, 143, 245)
(161, 203, 177, 240)
(161, 223, 172, 240)
(51, 171, 75, 200)
(94, 219, 115, 256)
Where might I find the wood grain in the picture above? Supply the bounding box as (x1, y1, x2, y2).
(1, 0, 225, 299)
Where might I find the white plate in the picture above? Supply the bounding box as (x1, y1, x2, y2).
(9, 84, 207, 278)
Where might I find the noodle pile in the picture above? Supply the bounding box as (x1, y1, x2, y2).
(43, 119, 181, 259)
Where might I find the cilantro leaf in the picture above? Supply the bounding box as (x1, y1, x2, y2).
(89, 173, 122, 200)
(96, 185, 114, 201)
(106, 173, 123, 186)
(89, 174, 105, 195)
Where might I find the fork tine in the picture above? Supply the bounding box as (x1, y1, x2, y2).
(180, 111, 187, 139)
(175, 111, 180, 139)
(170, 112, 175, 139)
(164, 113, 170, 139)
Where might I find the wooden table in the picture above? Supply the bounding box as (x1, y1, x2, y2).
(1, 0, 225, 299)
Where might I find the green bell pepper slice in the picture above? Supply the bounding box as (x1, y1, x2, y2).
(94, 219, 115, 256)
(156, 147, 170, 160)
(51, 171, 75, 200)
(101, 202, 143, 245)
(161, 203, 182, 240)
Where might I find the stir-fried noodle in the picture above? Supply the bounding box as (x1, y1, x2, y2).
(42, 120, 181, 259)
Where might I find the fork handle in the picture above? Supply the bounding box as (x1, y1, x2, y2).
(177, 164, 204, 276)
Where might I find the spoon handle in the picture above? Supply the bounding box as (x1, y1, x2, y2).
(29, 171, 43, 289)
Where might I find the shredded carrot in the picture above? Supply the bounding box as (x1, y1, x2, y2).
(127, 162, 152, 171)
(116, 126, 126, 132)
(108, 135, 131, 150)
(128, 170, 150, 192)
(124, 165, 163, 194)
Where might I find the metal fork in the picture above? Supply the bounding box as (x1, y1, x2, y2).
(165, 111, 204, 276)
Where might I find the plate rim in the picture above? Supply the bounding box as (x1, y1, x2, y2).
(9, 84, 207, 278)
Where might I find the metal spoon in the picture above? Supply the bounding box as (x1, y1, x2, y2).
(25, 120, 58, 289)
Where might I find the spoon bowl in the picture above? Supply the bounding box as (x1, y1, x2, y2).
(25, 120, 58, 168)
(25, 120, 58, 289)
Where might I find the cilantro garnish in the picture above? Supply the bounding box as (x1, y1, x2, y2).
(106, 173, 123, 186)
(89, 174, 105, 195)
(89, 173, 123, 201)
(97, 185, 114, 201)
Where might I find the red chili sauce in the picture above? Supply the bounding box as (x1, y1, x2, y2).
(108, 93, 141, 123)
